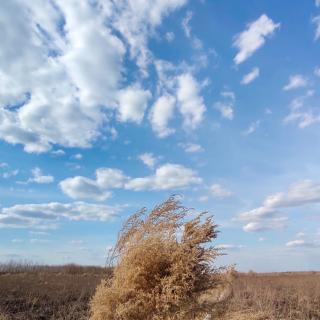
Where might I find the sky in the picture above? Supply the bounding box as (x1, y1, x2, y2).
(0, 0, 320, 272)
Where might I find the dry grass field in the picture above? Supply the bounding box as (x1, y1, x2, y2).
(0, 264, 319, 320)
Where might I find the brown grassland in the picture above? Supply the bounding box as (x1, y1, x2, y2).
(1, 199, 319, 319)
(0, 265, 319, 319)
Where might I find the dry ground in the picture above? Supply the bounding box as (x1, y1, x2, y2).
(0, 264, 319, 320)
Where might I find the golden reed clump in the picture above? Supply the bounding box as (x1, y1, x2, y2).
(90, 197, 227, 320)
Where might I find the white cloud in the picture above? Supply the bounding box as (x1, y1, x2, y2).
(0, 0, 187, 153)
(0, 163, 8, 168)
(314, 67, 320, 77)
(284, 91, 320, 128)
(210, 184, 233, 198)
(241, 67, 260, 85)
(179, 143, 204, 153)
(233, 14, 280, 64)
(214, 91, 235, 120)
(139, 153, 157, 168)
(312, 15, 320, 40)
(28, 167, 54, 184)
(239, 180, 320, 232)
(286, 239, 319, 248)
(316, 0, 320, 7)
(149, 95, 176, 138)
(176, 73, 206, 129)
(111, 0, 187, 72)
(60, 163, 201, 200)
(243, 120, 260, 135)
(243, 218, 287, 232)
(0, 202, 120, 229)
(126, 163, 201, 191)
(117, 86, 151, 124)
(182, 11, 193, 38)
(3, 169, 19, 179)
(216, 244, 245, 250)
(263, 180, 320, 208)
(60, 167, 129, 201)
(51, 149, 66, 156)
(72, 153, 82, 160)
(283, 75, 308, 91)
(165, 32, 175, 42)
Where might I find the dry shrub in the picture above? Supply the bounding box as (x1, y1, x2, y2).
(90, 197, 226, 320)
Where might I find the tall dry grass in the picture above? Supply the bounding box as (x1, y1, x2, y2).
(90, 197, 227, 320)
(223, 272, 320, 319)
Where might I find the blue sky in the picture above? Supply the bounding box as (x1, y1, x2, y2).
(0, 0, 320, 271)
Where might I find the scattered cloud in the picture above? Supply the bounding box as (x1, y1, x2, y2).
(211, 184, 233, 198)
(243, 217, 288, 232)
(182, 11, 193, 38)
(149, 95, 176, 138)
(284, 91, 320, 128)
(314, 66, 320, 77)
(241, 67, 260, 85)
(214, 91, 235, 120)
(176, 73, 206, 129)
(243, 120, 260, 135)
(125, 163, 202, 191)
(283, 75, 308, 91)
(312, 15, 320, 40)
(0, 0, 188, 152)
(28, 167, 54, 184)
(316, 0, 320, 7)
(179, 143, 204, 153)
(216, 244, 245, 250)
(233, 14, 280, 64)
(139, 153, 157, 168)
(286, 239, 319, 248)
(60, 163, 201, 200)
(165, 32, 175, 42)
(117, 86, 151, 124)
(72, 153, 83, 160)
(0, 202, 120, 229)
(51, 149, 66, 156)
(239, 180, 320, 232)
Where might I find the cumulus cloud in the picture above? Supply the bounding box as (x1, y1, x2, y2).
(241, 67, 260, 85)
(28, 167, 54, 184)
(233, 14, 280, 64)
(139, 153, 157, 168)
(60, 163, 201, 200)
(210, 184, 233, 198)
(126, 163, 201, 191)
(0, 0, 188, 153)
(239, 180, 320, 232)
(0, 202, 120, 229)
(283, 75, 308, 91)
(149, 95, 176, 138)
(214, 91, 235, 120)
(117, 86, 151, 124)
(176, 73, 206, 129)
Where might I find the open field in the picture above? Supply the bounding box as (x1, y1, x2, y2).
(0, 264, 319, 319)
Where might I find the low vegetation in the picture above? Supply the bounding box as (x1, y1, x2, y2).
(90, 197, 225, 320)
(0, 265, 319, 319)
